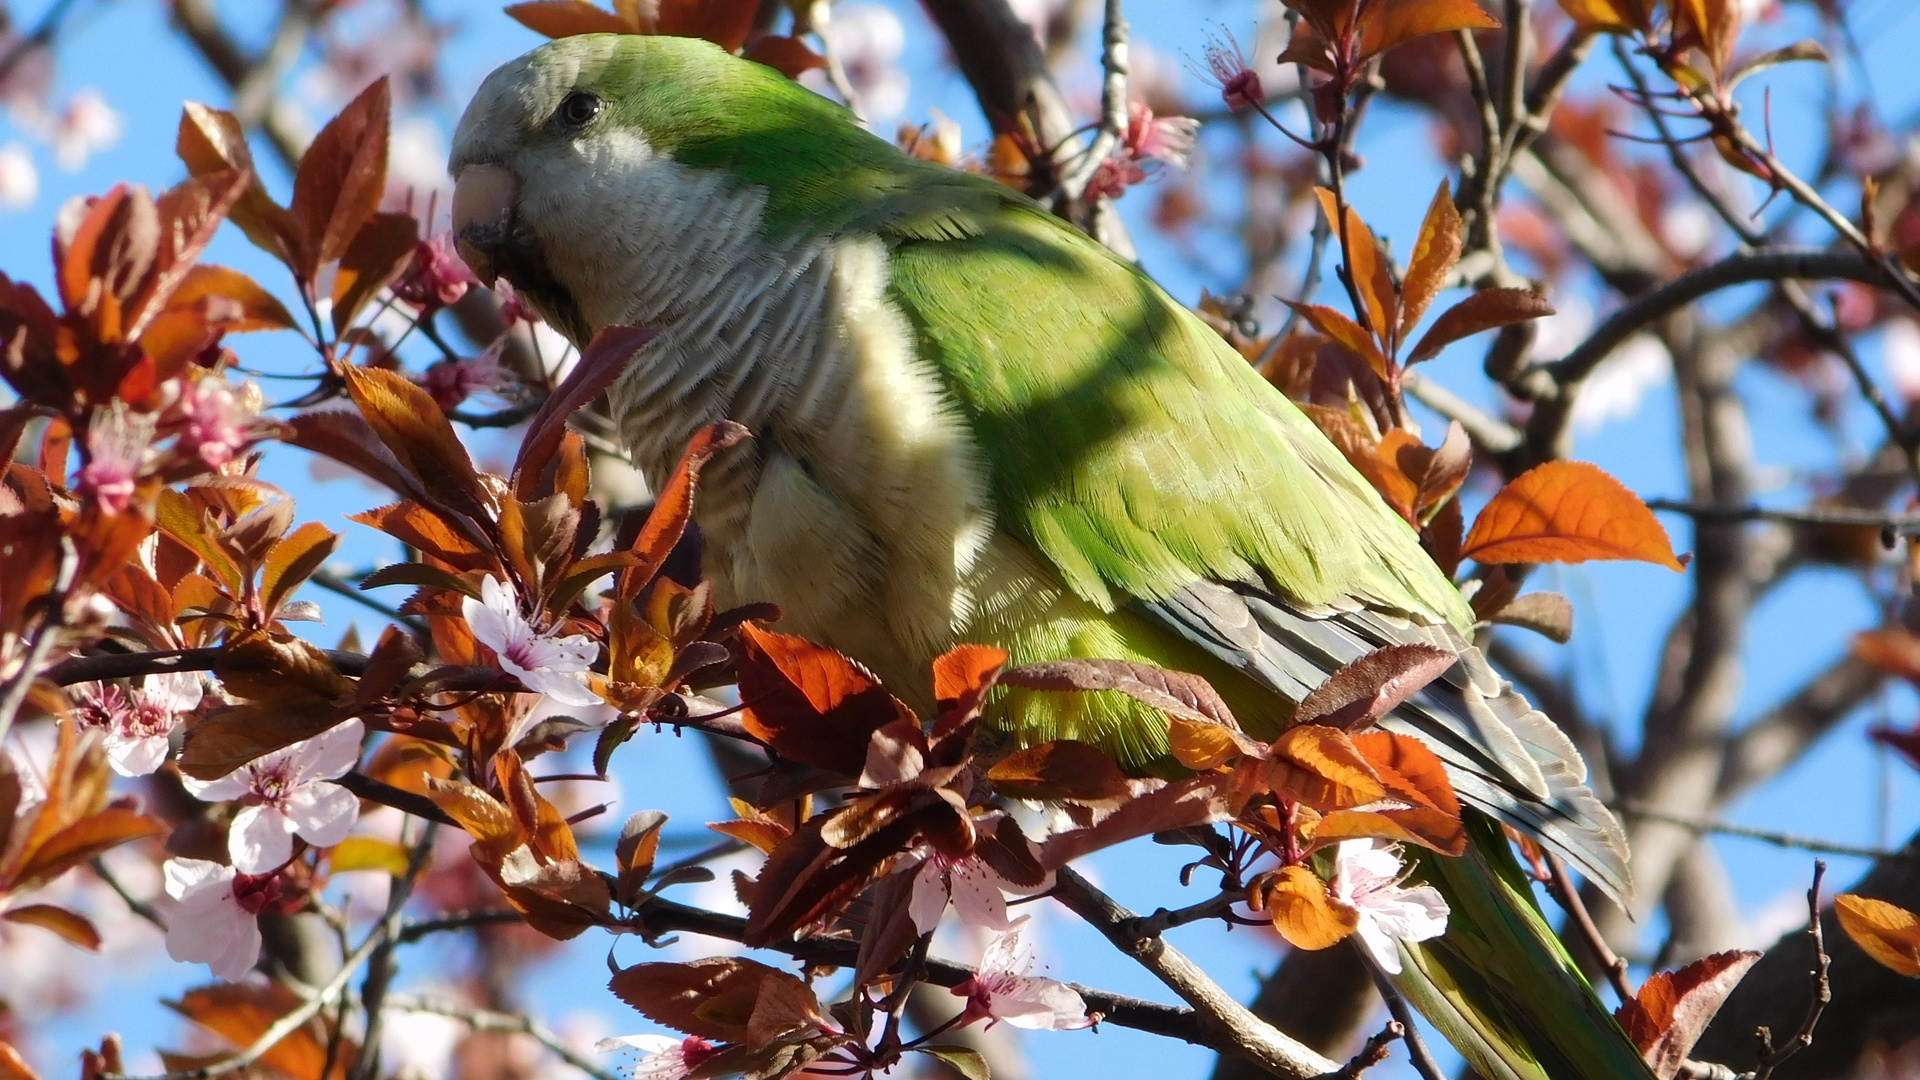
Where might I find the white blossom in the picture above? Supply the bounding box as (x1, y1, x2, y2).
(52, 88, 120, 172)
(596, 1034, 721, 1080)
(1328, 840, 1451, 975)
(0, 143, 35, 209)
(463, 575, 600, 707)
(162, 858, 268, 981)
(952, 924, 1088, 1030)
(182, 720, 364, 873)
(908, 851, 1026, 937)
(72, 673, 200, 777)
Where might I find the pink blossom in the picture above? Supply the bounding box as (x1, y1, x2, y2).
(71, 673, 200, 777)
(1193, 30, 1264, 112)
(495, 280, 536, 328)
(163, 858, 271, 981)
(1328, 840, 1450, 975)
(396, 233, 478, 310)
(51, 88, 120, 172)
(178, 377, 258, 469)
(0, 143, 35, 210)
(463, 576, 601, 707)
(419, 341, 505, 411)
(952, 925, 1089, 1031)
(595, 1034, 722, 1080)
(182, 720, 365, 874)
(908, 851, 1024, 936)
(78, 401, 154, 514)
(1124, 103, 1198, 170)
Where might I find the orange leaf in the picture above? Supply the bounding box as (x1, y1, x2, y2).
(1168, 715, 1259, 771)
(331, 212, 418, 335)
(1462, 460, 1686, 570)
(1359, 0, 1501, 62)
(1855, 628, 1920, 684)
(1, 904, 102, 950)
(505, 0, 638, 36)
(1614, 950, 1762, 1079)
(0, 1040, 42, 1080)
(289, 77, 391, 276)
(1352, 732, 1459, 816)
(169, 982, 353, 1080)
(1406, 287, 1554, 364)
(1558, 0, 1645, 33)
(1401, 181, 1463, 339)
(1281, 299, 1391, 380)
(1265, 725, 1385, 810)
(261, 521, 340, 619)
(338, 364, 492, 523)
(164, 264, 298, 333)
(1835, 894, 1920, 977)
(175, 103, 300, 264)
(1262, 865, 1359, 950)
(736, 623, 912, 776)
(987, 741, 1130, 803)
(1313, 188, 1396, 346)
(1314, 807, 1465, 856)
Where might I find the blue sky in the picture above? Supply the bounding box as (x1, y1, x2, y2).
(6, 1, 1920, 1078)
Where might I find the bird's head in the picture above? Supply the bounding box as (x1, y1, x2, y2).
(448, 33, 746, 344)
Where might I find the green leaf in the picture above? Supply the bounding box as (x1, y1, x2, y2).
(916, 1046, 991, 1080)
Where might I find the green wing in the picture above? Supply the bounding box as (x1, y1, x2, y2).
(883, 197, 1471, 626)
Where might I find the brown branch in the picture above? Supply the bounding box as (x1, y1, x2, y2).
(1647, 499, 1920, 535)
(1751, 862, 1831, 1080)
(1327, 1020, 1403, 1080)
(1048, 867, 1339, 1078)
(1210, 945, 1376, 1080)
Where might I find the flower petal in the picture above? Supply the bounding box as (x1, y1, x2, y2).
(229, 804, 296, 875)
(908, 859, 949, 936)
(106, 732, 171, 777)
(284, 782, 360, 848)
(290, 718, 366, 781)
(163, 857, 227, 901)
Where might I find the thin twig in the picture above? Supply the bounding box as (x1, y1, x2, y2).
(1401, 370, 1523, 454)
(48, 646, 370, 686)
(384, 993, 620, 1080)
(0, 0, 84, 86)
(1751, 861, 1830, 1080)
(1616, 803, 1907, 862)
(1546, 853, 1635, 1005)
(397, 909, 525, 944)
(1365, 969, 1445, 1080)
(1646, 499, 1920, 536)
(1326, 1019, 1403, 1080)
(1055, 0, 1129, 200)
(90, 856, 166, 930)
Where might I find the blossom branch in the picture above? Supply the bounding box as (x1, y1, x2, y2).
(1328, 1019, 1403, 1080)
(1055, 0, 1129, 202)
(1047, 867, 1339, 1079)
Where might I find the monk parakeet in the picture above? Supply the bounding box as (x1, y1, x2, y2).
(449, 34, 1652, 1080)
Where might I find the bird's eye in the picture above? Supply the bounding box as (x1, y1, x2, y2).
(555, 91, 602, 130)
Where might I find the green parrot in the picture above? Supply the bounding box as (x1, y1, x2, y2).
(449, 34, 1653, 1080)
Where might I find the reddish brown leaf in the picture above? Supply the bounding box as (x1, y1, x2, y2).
(1401, 181, 1464, 338)
(745, 810, 927, 943)
(1406, 288, 1554, 364)
(737, 623, 912, 776)
(610, 957, 819, 1042)
(1835, 894, 1920, 977)
(614, 809, 668, 906)
(1614, 950, 1762, 1079)
(1293, 645, 1458, 730)
(505, 0, 637, 37)
(339, 364, 491, 522)
(1, 904, 102, 950)
(743, 35, 828, 77)
(331, 213, 419, 335)
(930, 643, 1006, 737)
(175, 103, 300, 263)
(261, 521, 340, 619)
(1487, 591, 1576, 643)
(290, 78, 391, 276)
(284, 410, 435, 509)
(12, 808, 164, 892)
(609, 419, 748, 597)
(1039, 776, 1232, 868)
(513, 325, 662, 487)
(1281, 299, 1391, 379)
(1855, 628, 1920, 685)
(163, 264, 298, 333)
(1313, 188, 1396, 345)
(1000, 658, 1239, 727)
(987, 741, 1130, 803)
(1461, 460, 1687, 570)
(659, 0, 758, 51)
